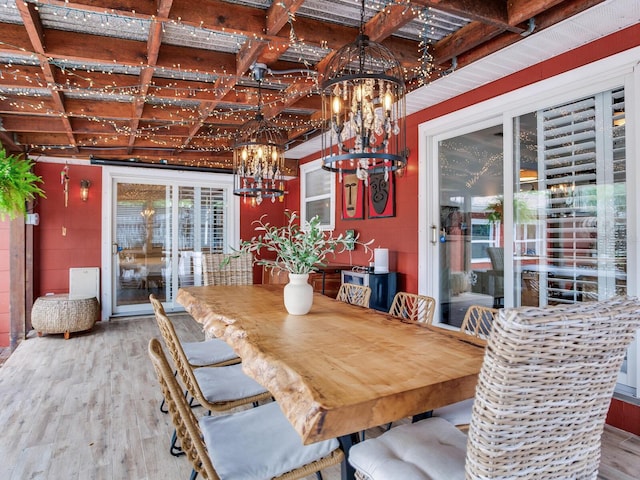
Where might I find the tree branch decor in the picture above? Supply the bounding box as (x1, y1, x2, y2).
(233, 210, 372, 274)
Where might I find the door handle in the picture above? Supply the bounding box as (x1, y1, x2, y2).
(431, 225, 438, 245)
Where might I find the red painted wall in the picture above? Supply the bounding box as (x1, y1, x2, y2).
(0, 218, 9, 346)
(32, 162, 102, 298)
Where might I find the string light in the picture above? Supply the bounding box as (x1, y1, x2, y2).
(1, 0, 465, 169)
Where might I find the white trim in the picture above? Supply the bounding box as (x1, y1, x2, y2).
(100, 165, 239, 319)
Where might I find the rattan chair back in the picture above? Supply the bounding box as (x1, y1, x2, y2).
(459, 305, 498, 339)
(149, 294, 270, 412)
(466, 297, 640, 479)
(148, 338, 219, 480)
(388, 292, 436, 324)
(202, 252, 253, 286)
(336, 283, 372, 308)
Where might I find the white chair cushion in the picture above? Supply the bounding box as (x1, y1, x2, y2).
(200, 401, 340, 480)
(182, 338, 237, 367)
(349, 417, 467, 480)
(431, 398, 474, 426)
(194, 364, 267, 402)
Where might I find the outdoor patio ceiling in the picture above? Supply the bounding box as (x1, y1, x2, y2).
(0, 0, 608, 171)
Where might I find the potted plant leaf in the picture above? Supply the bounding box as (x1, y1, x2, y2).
(0, 144, 45, 220)
(233, 210, 373, 315)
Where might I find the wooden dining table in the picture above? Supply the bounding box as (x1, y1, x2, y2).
(177, 285, 486, 480)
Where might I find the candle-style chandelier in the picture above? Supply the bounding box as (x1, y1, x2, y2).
(321, 0, 407, 184)
(232, 64, 286, 204)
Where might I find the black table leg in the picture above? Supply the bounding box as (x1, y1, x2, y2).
(412, 410, 433, 423)
(338, 432, 359, 480)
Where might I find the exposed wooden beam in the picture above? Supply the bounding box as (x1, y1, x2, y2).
(15, 1, 78, 152)
(236, 37, 269, 77)
(266, 0, 305, 35)
(433, 21, 505, 63)
(456, 0, 607, 69)
(507, 0, 566, 26)
(365, 4, 420, 42)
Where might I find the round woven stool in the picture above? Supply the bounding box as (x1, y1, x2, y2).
(31, 294, 99, 339)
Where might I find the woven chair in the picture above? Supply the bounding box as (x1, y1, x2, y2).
(432, 305, 498, 431)
(459, 304, 497, 340)
(349, 297, 640, 480)
(148, 338, 344, 480)
(388, 292, 436, 324)
(487, 246, 504, 307)
(149, 294, 240, 416)
(336, 283, 371, 308)
(149, 295, 239, 369)
(150, 295, 272, 456)
(202, 252, 253, 286)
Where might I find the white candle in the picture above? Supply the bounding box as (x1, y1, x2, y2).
(374, 248, 389, 273)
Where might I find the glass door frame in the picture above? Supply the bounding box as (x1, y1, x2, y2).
(419, 116, 508, 327)
(418, 50, 639, 395)
(100, 166, 239, 319)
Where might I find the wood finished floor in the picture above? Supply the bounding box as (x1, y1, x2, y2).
(0, 314, 638, 480)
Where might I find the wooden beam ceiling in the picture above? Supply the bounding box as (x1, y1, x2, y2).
(0, 0, 606, 169)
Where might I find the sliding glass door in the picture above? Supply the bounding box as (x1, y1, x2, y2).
(436, 124, 504, 327)
(424, 77, 636, 397)
(105, 168, 237, 316)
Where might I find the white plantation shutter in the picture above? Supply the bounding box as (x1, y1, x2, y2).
(538, 88, 626, 304)
(177, 186, 227, 287)
(178, 186, 226, 253)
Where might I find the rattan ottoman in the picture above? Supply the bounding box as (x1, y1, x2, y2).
(31, 294, 99, 339)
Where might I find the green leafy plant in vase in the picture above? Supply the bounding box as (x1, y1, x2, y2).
(233, 210, 373, 314)
(0, 145, 45, 220)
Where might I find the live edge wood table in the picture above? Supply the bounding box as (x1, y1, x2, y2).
(177, 285, 485, 480)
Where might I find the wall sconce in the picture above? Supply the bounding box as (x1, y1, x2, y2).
(80, 179, 91, 202)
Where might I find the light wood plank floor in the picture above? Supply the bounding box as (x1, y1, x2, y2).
(1, 314, 638, 480)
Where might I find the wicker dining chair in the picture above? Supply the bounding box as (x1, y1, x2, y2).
(150, 295, 272, 456)
(336, 283, 372, 308)
(349, 297, 640, 479)
(149, 294, 240, 416)
(149, 295, 239, 369)
(432, 305, 498, 431)
(148, 338, 344, 480)
(388, 292, 436, 324)
(202, 252, 253, 286)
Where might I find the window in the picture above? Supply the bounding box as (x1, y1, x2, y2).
(300, 159, 335, 229)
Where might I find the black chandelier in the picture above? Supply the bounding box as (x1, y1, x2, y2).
(321, 0, 407, 184)
(232, 64, 286, 204)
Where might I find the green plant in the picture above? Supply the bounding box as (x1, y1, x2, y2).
(0, 145, 45, 220)
(233, 210, 372, 274)
(486, 196, 535, 224)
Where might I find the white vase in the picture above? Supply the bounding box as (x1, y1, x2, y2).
(284, 273, 314, 315)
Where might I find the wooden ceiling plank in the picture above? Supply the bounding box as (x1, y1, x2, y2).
(365, 5, 420, 42)
(1, 115, 67, 133)
(0, 23, 34, 52)
(433, 21, 505, 64)
(456, 0, 607, 69)
(156, 0, 174, 19)
(266, 0, 305, 35)
(0, 131, 20, 151)
(16, 2, 46, 54)
(237, 38, 269, 77)
(507, 0, 566, 26)
(16, 1, 78, 151)
(411, 0, 516, 31)
(176, 79, 236, 152)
